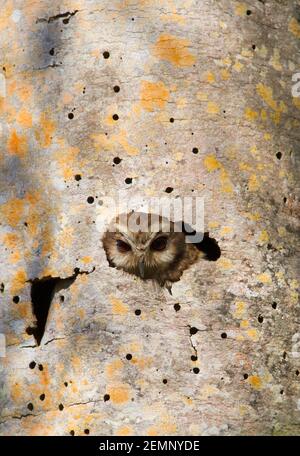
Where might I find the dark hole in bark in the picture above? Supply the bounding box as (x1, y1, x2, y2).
(28, 268, 95, 346)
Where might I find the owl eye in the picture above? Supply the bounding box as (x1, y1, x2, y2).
(116, 239, 131, 253)
(151, 236, 168, 251)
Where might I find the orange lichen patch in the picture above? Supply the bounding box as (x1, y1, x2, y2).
(2, 232, 21, 248)
(257, 272, 272, 284)
(109, 295, 129, 315)
(107, 384, 130, 404)
(153, 34, 196, 67)
(16, 302, 31, 319)
(1, 198, 25, 227)
(289, 17, 300, 39)
(39, 366, 50, 387)
(248, 375, 262, 390)
(248, 174, 260, 191)
(206, 101, 220, 114)
(7, 130, 28, 158)
(258, 230, 269, 243)
(35, 112, 56, 148)
(235, 2, 247, 16)
(233, 301, 246, 318)
(131, 356, 153, 369)
(115, 426, 133, 436)
(16, 108, 33, 128)
(111, 130, 139, 156)
(92, 132, 113, 152)
(105, 359, 124, 379)
(9, 250, 21, 264)
(11, 269, 27, 294)
(140, 80, 169, 111)
(72, 356, 81, 370)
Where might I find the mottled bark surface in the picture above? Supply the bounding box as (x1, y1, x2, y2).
(0, 0, 300, 436)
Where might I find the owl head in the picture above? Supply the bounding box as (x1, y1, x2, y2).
(102, 212, 186, 283)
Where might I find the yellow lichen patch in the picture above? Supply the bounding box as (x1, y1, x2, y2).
(140, 80, 169, 111)
(107, 384, 130, 404)
(8, 80, 33, 102)
(248, 174, 260, 191)
(153, 34, 196, 67)
(246, 328, 259, 341)
(105, 359, 124, 379)
(115, 425, 133, 436)
(9, 250, 21, 264)
(256, 83, 278, 111)
(220, 69, 230, 80)
(205, 71, 215, 84)
(1, 198, 25, 227)
(244, 108, 258, 121)
(7, 130, 28, 158)
(2, 232, 20, 248)
(11, 269, 27, 294)
(131, 356, 153, 370)
(257, 272, 272, 284)
(240, 320, 249, 329)
(109, 295, 129, 315)
(54, 144, 80, 179)
(235, 3, 247, 16)
(264, 133, 271, 141)
(35, 112, 56, 148)
(220, 226, 232, 236)
(248, 375, 262, 390)
(16, 108, 33, 128)
(259, 230, 269, 243)
(92, 132, 113, 152)
(11, 382, 22, 402)
(233, 301, 246, 318)
(206, 101, 220, 114)
(289, 17, 300, 39)
(204, 154, 221, 171)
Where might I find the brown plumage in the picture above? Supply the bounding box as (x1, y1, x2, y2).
(102, 212, 220, 292)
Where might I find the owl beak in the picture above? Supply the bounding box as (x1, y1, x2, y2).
(138, 258, 145, 278)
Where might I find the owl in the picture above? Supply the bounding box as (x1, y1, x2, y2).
(102, 212, 220, 292)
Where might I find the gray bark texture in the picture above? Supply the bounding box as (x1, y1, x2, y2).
(0, 0, 300, 436)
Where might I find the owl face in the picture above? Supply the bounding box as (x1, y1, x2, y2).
(102, 212, 186, 281)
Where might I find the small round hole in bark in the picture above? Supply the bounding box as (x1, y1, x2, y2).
(126, 353, 132, 360)
(193, 367, 200, 374)
(221, 332, 227, 339)
(13, 296, 20, 303)
(68, 113, 74, 120)
(135, 309, 141, 316)
(104, 394, 110, 402)
(103, 51, 110, 59)
(29, 361, 36, 369)
(87, 196, 94, 204)
(174, 303, 181, 312)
